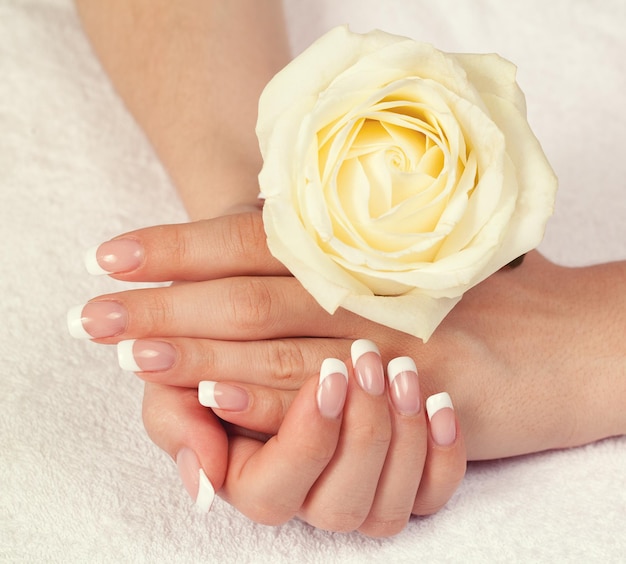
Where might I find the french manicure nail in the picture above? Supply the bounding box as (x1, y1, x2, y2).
(351, 339, 385, 396)
(66, 301, 128, 339)
(176, 447, 215, 513)
(84, 239, 144, 275)
(387, 356, 421, 416)
(117, 339, 176, 372)
(317, 358, 348, 419)
(426, 392, 457, 446)
(198, 381, 249, 412)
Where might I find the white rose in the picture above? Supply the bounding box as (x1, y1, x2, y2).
(257, 26, 557, 340)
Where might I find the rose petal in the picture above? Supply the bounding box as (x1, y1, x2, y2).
(258, 27, 557, 341)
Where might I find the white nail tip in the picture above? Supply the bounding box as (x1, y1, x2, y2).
(195, 468, 215, 513)
(319, 358, 348, 384)
(350, 339, 380, 365)
(84, 246, 109, 276)
(117, 340, 141, 372)
(426, 392, 454, 420)
(387, 356, 417, 383)
(66, 305, 91, 339)
(198, 381, 218, 408)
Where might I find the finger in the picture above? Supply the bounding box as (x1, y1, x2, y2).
(299, 342, 392, 533)
(68, 276, 363, 343)
(412, 392, 466, 515)
(220, 359, 349, 526)
(115, 336, 352, 390)
(358, 355, 428, 538)
(196, 379, 297, 436)
(141, 382, 229, 512)
(84, 212, 288, 282)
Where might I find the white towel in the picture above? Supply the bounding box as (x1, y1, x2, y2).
(2, 1, 624, 562)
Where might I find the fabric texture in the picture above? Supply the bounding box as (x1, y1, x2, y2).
(2, 1, 624, 562)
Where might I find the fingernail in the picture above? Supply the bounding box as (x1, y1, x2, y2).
(66, 301, 128, 339)
(198, 381, 249, 412)
(317, 358, 348, 419)
(84, 239, 144, 275)
(351, 339, 385, 396)
(387, 356, 421, 416)
(117, 339, 176, 372)
(176, 447, 215, 513)
(426, 392, 456, 446)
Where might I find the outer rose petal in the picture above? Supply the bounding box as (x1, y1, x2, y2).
(263, 199, 367, 311)
(257, 26, 403, 154)
(258, 27, 558, 341)
(453, 53, 528, 115)
(477, 93, 557, 277)
(263, 200, 462, 339)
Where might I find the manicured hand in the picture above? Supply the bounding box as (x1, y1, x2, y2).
(150, 340, 465, 536)
(68, 212, 626, 462)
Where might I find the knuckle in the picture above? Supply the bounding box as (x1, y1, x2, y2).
(243, 497, 293, 527)
(359, 515, 409, 538)
(412, 496, 446, 516)
(351, 419, 392, 451)
(192, 338, 217, 372)
(160, 224, 203, 278)
(413, 460, 466, 516)
(142, 291, 176, 331)
(297, 439, 336, 468)
(265, 340, 306, 384)
(222, 212, 265, 264)
(168, 224, 194, 272)
(228, 277, 274, 333)
(313, 510, 366, 533)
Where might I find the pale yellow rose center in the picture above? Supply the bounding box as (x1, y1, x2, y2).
(315, 80, 477, 267)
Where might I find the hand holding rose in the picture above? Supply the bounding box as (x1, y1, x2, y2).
(69, 221, 467, 535)
(71, 2, 626, 537)
(71, 212, 626, 459)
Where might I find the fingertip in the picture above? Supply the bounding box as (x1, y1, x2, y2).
(387, 356, 421, 417)
(142, 383, 228, 510)
(84, 245, 109, 275)
(426, 392, 456, 447)
(317, 358, 348, 419)
(176, 447, 216, 513)
(117, 339, 140, 372)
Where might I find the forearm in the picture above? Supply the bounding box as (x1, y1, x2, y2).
(74, 0, 290, 220)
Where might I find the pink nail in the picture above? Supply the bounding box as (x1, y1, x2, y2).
(176, 447, 215, 513)
(84, 239, 144, 275)
(317, 358, 348, 419)
(387, 356, 421, 416)
(426, 392, 456, 446)
(66, 301, 128, 339)
(198, 381, 249, 412)
(351, 339, 385, 396)
(117, 340, 176, 372)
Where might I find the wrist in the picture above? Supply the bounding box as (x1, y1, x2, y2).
(564, 261, 626, 444)
(167, 145, 263, 220)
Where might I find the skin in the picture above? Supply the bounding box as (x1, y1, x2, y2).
(74, 0, 626, 535)
(87, 213, 626, 461)
(74, 0, 288, 220)
(73, 0, 467, 536)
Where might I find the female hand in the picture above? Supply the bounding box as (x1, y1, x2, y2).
(169, 341, 465, 537)
(68, 212, 626, 462)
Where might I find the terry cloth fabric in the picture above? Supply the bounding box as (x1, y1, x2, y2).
(2, 1, 625, 562)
